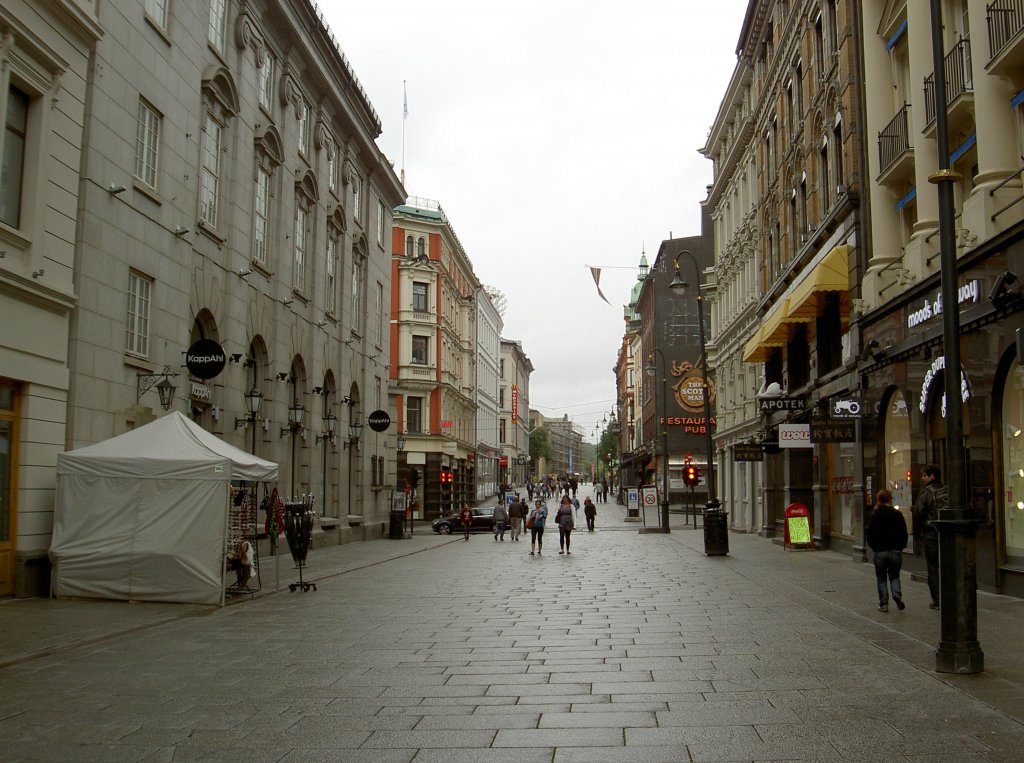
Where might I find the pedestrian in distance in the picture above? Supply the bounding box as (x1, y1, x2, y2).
(459, 504, 474, 541)
(866, 489, 908, 613)
(555, 495, 575, 554)
(914, 464, 946, 609)
(583, 496, 597, 531)
(527, 500, 547, 556)
(493, 499, 509, 541)
(571, 494, 580, 523)
(518, 495, 530, 535)
(508, 497, 524, 541)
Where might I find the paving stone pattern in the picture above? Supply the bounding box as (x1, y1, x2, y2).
(2, 492, 1024, 761)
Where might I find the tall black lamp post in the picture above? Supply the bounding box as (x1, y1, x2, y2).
(644, 349, 671, 533)
(927, 0, 982, 673)
(670, 250, 727, 556)
(280, 401, 305, 498)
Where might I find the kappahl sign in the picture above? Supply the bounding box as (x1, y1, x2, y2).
(185, 339, 226, 380)
(778, 423, 812, 448)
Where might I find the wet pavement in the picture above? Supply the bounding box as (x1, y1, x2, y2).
(2, 487, 1024, 761)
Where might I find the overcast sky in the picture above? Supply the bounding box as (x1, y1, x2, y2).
(328, 0, 750, 442)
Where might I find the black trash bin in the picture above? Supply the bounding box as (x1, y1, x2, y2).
(703, 509, 729, 556)
(389, 509, 405, 539)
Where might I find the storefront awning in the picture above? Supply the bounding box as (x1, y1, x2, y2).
(785, 245, 849, 322)
(742, 245, 850, 363)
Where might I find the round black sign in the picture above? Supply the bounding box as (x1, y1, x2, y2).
(367, 409, 391, 432)
(185, 339, 226, 380)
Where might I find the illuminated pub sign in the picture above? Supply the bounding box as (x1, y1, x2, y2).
(660, 416, 716, 434)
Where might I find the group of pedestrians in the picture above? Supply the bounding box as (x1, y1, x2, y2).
(865, 462, 946, 613)
(457, 489, 600, 555)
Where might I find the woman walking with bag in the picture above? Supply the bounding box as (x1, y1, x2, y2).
(555, 495, 575, 554)
(528, 500, 547, 556)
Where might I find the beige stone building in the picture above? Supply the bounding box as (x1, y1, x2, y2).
(703, 0, 861, 544)
(0, 1, 101, 596)
(51, 0, 404, 598)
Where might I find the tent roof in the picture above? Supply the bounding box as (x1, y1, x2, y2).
(57, 411, 278, 481)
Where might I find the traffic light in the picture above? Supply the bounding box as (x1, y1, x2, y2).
(684, 465, 699, 487)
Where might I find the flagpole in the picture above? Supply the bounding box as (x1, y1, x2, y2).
(401, 80, 407, 187)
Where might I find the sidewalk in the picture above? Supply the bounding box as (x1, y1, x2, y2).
(4, 491, 1024, 760)
(0, 522, 455, 668)
(3, 495, 1024, 725)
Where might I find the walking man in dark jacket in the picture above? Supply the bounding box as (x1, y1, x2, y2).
(867, 489, 909, 612)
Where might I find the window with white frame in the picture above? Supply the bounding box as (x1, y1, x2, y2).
(293, 202, 308, 292)
(377, 199, 385, 245)
(297, 100, 309, 158)
(199, 114, 221, 227)
(253, 165, 271, 265)
(326, 233, 338, 314)
(145, 0, 167, 28)
(126, 270, 152, 357)
(351, 257, 363, 329)
(407, 396, 423, 433)
(412, 335, 428, 364)
(208, 0, 228, 53)
(352, 173, 361, 223)
(412, 281, 428, 312)
(135, 98, 160, 189)
(1, 85, 28, 229)
(258, 51, 275, 112)
(328, 150, 338, 195)
(375, 282, 384, 345)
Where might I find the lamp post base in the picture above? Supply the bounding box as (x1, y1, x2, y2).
(934, 514, 984, 674)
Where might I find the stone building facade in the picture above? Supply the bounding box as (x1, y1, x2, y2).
(0, 0, 101, 596)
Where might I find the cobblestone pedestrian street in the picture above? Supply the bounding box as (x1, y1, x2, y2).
(3, 494, 1024, 761)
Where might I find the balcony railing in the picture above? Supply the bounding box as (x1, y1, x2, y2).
(923, 36, 973, 125)
(878, 104, 912, 175)
(988, 0, 1024, 59)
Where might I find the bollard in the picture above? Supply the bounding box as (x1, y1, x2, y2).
(703, 509, 729, 556)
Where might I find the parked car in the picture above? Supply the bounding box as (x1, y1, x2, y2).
(432, 506, 495, 534)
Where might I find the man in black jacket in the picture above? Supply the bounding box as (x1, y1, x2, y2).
(914, 464, 944, 609)
(867, 489, 909, 613)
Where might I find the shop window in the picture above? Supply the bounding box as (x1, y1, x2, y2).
(883, 390, 914, 533)
(828, 441, 857, 538)
(1001, 359, 1024, 565)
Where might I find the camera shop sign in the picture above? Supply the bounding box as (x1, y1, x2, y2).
(906, 279, 980, 329)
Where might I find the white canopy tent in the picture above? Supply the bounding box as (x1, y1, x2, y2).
(50, 411, 278, 605)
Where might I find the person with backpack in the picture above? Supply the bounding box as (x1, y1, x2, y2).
(555, 495, 575, 554)
(914, 464, 945, 609)
(866, 489, 908, 612)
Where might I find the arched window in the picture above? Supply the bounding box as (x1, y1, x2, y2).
(1002, 360, 1024, 564)
(883, 389, 913, 531)
(406, 235, 414, 257)
(417, 237, 426, 258)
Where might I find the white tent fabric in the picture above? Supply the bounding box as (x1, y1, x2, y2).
(50, 411, 278, 605)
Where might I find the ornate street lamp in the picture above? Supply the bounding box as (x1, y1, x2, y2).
(645, 350, 670, 533)
(234, 386, 263, 454)
(137, 366, 179, 411)
(670, 249, 727, 555)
